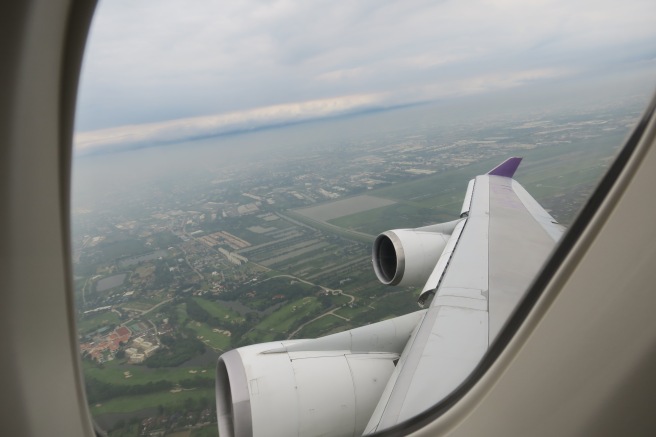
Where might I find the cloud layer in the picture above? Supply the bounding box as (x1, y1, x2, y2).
(74, 0, 656, 153)
(75, 93, 387, 153)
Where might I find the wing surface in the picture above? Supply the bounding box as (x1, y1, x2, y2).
(365, 159, 565, 432)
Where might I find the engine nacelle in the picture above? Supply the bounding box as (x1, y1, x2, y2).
(216, 343, 398, 437)
(372, 220, 463, 287)
(215, 311, 425, 437)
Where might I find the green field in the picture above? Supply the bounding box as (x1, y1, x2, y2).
(334, 304, 371, 320)
(77, 311, 121, 334)
(362, 291, 423, 322)
(323, 157, 504, 234)
(90, 388, 214, 415)
(107, 424, 140, 437)
(120, 301, 156, 311)
(331, 294, 353, 306)
(175, 303, 190, 326)
(82, 360, 213, 386)
(325, 137, 622, 234)
(191, 425, 220, 437)
(243, 296, 323, 342)
(282, 211, 375, 242)
(516, 146, 618, 193)
(192, 297, 244, 324)
(255, 296, 320, 332)
(187, 320, 232, 351)
(373, 156, 503, 202)
(328, 201, 452, 236)
(296, 314, 348, 338)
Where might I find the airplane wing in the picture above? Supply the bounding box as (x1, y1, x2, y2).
(364, 157, 564, 432)
(215, 158, 565, 437)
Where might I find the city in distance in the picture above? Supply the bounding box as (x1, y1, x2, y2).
(71, 95, 645, 435)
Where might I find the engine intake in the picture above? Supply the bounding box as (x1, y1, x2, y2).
(372, 220, 461, 287)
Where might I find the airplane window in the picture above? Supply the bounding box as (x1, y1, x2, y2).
(71, 1, 656, 435)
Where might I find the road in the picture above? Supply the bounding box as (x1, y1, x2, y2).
(287, 289, 355, 339)
(239, 273, 357, 340)
(277, 211, 374, 243)
(179, 245, 204, 280)
(121, 298, 173, 326)
(180, 215, 205, 280)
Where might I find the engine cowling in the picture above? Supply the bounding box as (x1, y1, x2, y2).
(215, 311, 424, 437)
(217, 343, 398, 437)
(372, 229, 450, 287)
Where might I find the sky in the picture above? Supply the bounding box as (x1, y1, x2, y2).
(74, 0, 656, 154)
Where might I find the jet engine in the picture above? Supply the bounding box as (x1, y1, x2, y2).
(372, 220, 461, 287)
(215, 311, 424, 437)
(217, 345, 397, 437)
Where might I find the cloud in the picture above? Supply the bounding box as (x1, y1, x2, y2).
(74, 93, 387, 154)
(75, 65, 580, 154)
(74, 0, 656, 150)
(317, 67, 368, 82)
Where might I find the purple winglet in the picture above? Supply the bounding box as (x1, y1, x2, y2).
(487, 157, 522, 178)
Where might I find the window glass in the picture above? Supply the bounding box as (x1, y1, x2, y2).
(72, 1, 656, 435)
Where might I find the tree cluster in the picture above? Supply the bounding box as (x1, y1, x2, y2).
(144, 331, 205, 368)
(84, 377, 172, 404)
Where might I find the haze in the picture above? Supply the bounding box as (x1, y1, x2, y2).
(74, 0, 656, 155)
